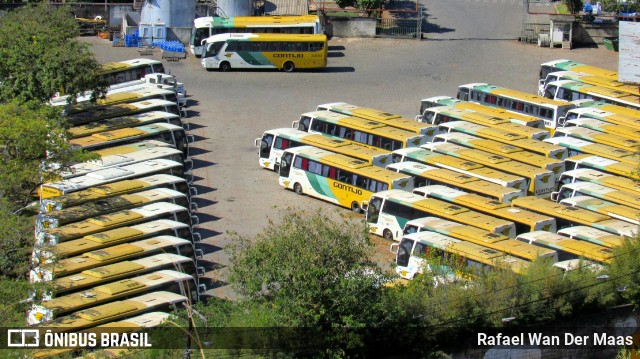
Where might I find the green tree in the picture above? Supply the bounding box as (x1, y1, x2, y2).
(0, 4, 107, 103)
(564, 0, 584, 14)
(334, 0, 386, 15)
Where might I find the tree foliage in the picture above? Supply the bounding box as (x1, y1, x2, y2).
(564, 0, 584, 14)
(0, 4, 107, 103)
(334, 0, 385, 12)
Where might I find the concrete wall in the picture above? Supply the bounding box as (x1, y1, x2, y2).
(573, 22, 618, 46)
(329, 17, 376, 38)
(109, 5, 133, 27)
(167, 27, 192, 44)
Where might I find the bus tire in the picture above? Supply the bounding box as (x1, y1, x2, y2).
(350, 201, 361, 213)
(274, 164, 280, 173)
(294, 183, 303, 195)
(220, 62, 231, 72)
(283, 61, 295, 72)
(383, 229, 393, 241)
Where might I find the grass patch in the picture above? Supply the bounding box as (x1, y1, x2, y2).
(556, 3, 570, 14)
(326, 11, 364, 17)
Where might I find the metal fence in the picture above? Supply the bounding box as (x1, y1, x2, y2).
(520, 22, 551, 43)
(376, 17, 421, 38)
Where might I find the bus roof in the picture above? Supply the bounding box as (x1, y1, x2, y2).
(202, 15, 320, 27)
(205, 32, 326, 44)
(99, 59, 162, 74)
(462, 82, 573, 106)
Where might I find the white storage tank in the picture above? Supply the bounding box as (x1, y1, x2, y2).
(140, 0, 196, 43)
(217, 0, 253, 17)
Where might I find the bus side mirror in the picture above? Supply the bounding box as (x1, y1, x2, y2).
(361, 201, 368, 212)
(389, 243, 399, 254)
(292, 120, 299, 129)
(558, 117, 566, 127)
(254, 138, 261, 147)
(550, 192, 559, 202)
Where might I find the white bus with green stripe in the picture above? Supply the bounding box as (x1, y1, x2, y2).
(278, 146, 413, 213)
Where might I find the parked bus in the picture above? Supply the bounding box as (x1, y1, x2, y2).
(402, 217, 557, 262)
(563, 155, 639, 181)
(423, 142, 555, 196)
(294, 110, 431, 149)
(59, 87, 180, 115)
(557, 226, 625, 248)
(256, 128, 393, 171)
(30, 236, 201, 282)
(68, 111, 185, 139)
(418, 96, 546, 130)
(553, 126, 640, 151)
(556, 168, 639, 195)
(278, 146, 413, 213)
(316, 102, 439, 136)
(515, 231, 614, 265)
(543, 137, 638, 166)
(418, 105, 548, 140)
(46, 253, 200, 297)
(28, 270, 202, 325)
(561, 117, 640, 144)
(60, 147, 189, 180)
(36, 202, 197, 246)
(559, 196, 640, 226)
(34, 219, 196, 261)
(99, 59, 166, 86)
(65, 99, 186, 127)
(414, 185, 556, 234)
(36, 188, 191, 233)
(571, 99, 640, 120)
(201, 33, 327, 72)
(552, 182, 640, 210)
(91, 139, 174, 157)
(40, 174, 195, 213)
(538, 70, 639, 97)
(391, 147, 528, 193)
(437, 120, 568, 160)
(432, 132, 565, 179)
(386, 161, 523, 204)
(390, 231, 529, 280)
(539, 59, 618, 81)
(36, 291, 187, 331)
(511, 196, 637, 237)
(366, 190, 516, 241)
(190, 15, 323, 56)
(457, 83, 575, 130)
(560, 107, 640, 129)
(542, 80, 640, 110)
(39, 159, 190, 199)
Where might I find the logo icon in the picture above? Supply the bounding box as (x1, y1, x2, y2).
(8, 329, 39, 347)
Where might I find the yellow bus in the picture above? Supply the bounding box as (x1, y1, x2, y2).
(557, 226, 625, 248)
(414, 185, 556, 234)
(67, 111, 185, 139)
(59, 146, 189, 180)
(390, 231, 530, 280)
(36, 202, 196, 246)
(432, 132, 565, 179)
(556, 168, 639, 194)
(437, 120, 568, 160)
(515, 231, 614, 265)
(511, 196, 637, 237)
(391, 147, 528, 193)
(402, 217, 557, 262)
(30, 235, 200, 282)
(561, 117, 640, 143)
(456, 83, 575, 130)
(552, 126, 640, 151)
(60, 87, 180, 115)
(418, 96, 547, 130)
(201, 33, 327, 72)
(553, 181, 640, 210)
(37, 291, 187, 331)
(316, 102, 438, 136)
(256, 128, 393, 171)
(65, 99, 185, 127)
(539, 70, 639, 97)
(295, 110, 431, 150)
(561, 107, 640, 129)
(559, 196, 640, 226)
(423, 142, 555, 196)
(39, 159, 190, 199)
(40, 174, 194, 213)
(99, 58, 166, 86)
(418, 105, 548, 139)
(563, 155, 639, 181)
(278, 146, 413, 213)
(543, 136, 638, 166)
(571, 99, 640, 121)
(28, 270, 201, 325)
(542, 80, 640, 110)
(366, 189, 516, 241)
(386, 161, 523, 204)
(36, 188, 192, 233)
(539, 59, 618, 81)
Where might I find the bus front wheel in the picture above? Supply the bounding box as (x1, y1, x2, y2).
(383, 229, 393, 241)
(350, 201, 361, 214)
(220, 62, 231, 72)
(294, 183, 303, 195)
(283, 61, 295, 72)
